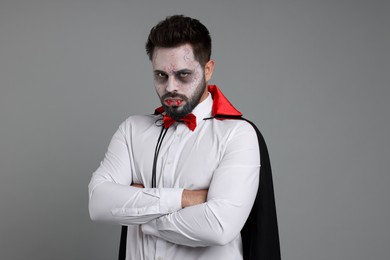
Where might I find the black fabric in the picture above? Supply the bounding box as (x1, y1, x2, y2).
(118, 118, 281, 260)
(118, 225, 127, 260)
(240, 118, 281, 260)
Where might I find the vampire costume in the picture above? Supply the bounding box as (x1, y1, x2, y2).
(119, 85, 281, 260)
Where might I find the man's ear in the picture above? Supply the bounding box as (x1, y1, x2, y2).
(204, 60, 215, 82)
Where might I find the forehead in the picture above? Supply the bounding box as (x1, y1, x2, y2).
(152, 44, 199, 71)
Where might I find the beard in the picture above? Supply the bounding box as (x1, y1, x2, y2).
(160, 76, 206, 121)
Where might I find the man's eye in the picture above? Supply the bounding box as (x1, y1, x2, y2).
(179, 72, 189, 78)
(157, 72, 166, 78)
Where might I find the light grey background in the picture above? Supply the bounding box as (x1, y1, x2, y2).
(0, 0, 389, 259)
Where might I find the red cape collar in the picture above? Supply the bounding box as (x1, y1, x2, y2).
(154, 85, 242, 118)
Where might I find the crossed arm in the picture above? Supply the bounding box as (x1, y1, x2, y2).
(131, 183, 208, 208)
(88, 122, 259, 247)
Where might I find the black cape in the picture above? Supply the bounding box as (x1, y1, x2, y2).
(240, 118, 281, 260)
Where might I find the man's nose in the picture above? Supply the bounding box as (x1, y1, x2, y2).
(166, 77, 180, 92)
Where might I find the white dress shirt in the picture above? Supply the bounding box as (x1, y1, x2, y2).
(88, 93, 260, 260)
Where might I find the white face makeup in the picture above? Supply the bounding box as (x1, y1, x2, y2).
(152, 44, 208, 120)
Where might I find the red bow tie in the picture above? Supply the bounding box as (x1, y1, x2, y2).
(163, 113, 197, 131)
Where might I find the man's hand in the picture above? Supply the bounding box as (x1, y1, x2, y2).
(131, 183, 145, 188)
(182, 189, 208, 208)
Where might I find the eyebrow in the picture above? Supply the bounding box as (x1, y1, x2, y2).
(154, 69, 193, 75)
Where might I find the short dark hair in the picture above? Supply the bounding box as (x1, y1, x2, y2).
(145, 15, 212, 66)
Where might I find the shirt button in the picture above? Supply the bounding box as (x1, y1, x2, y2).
(157, 257, 163, 260)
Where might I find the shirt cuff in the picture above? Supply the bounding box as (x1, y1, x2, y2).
(159, 188, 184, 213)
(141, 219, 160, 237)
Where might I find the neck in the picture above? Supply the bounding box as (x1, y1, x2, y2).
(198, 85, 209, 103)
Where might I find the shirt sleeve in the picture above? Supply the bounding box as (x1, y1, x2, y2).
(88, 121, 183, 225)
(141, 122, 260, 246)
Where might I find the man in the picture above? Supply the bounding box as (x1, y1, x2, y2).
(89, 15, 280, 260)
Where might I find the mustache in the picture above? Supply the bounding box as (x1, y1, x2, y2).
(161, 92, 188, 101)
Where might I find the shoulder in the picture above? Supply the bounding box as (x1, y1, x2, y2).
(212, 117, 258, 135)
(205, 118, 259, 146)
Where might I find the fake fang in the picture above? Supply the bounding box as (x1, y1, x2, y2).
(166, 99, 182, 106)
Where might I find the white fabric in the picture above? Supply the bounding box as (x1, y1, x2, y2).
(88, 93, 260, 260)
